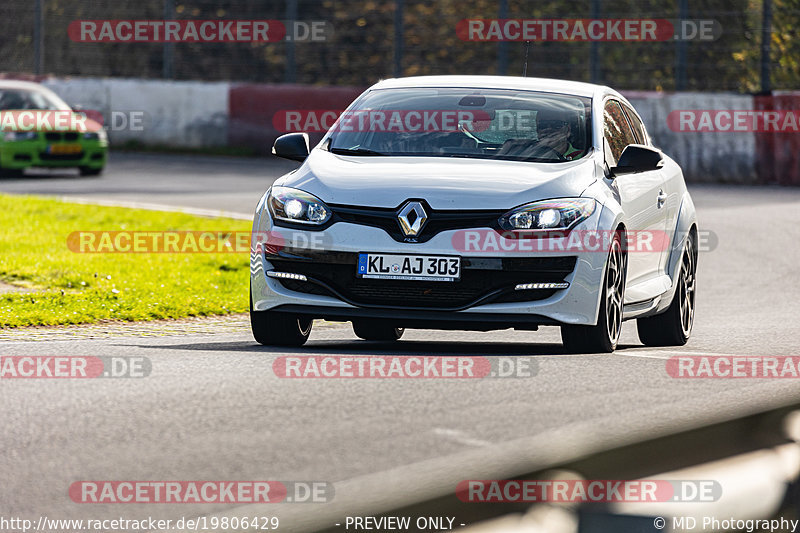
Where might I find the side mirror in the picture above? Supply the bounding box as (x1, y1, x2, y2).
(610, 144, 664, 176)
(272, 133, 310, 162)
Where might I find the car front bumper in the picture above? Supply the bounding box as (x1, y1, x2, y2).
(0, 139, 107, 169)
(250, 206, 609, 328)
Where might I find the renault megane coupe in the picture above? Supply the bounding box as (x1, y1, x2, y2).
(250, 76, 697, 353)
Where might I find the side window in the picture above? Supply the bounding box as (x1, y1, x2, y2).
(621, 103, 648, 145)
(603, 100, 637, 165)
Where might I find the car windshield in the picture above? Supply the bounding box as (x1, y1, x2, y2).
(0, 88, 70, 111)
(327, 88, 592, 163)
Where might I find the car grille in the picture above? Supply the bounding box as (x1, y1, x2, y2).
(44, 132, 80, 142)
(39, 153, 84, 161)
(330, 201, 506, 243)
(267, 252, 576, 310)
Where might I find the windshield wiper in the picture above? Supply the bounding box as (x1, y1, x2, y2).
(330, 147, 387, 156)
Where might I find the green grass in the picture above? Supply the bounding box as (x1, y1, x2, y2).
(0, 194, 251, 328)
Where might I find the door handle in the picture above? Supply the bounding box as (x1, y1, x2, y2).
(657, 190, 667, 208)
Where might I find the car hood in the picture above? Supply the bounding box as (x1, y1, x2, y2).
(276, 149, 598, 210)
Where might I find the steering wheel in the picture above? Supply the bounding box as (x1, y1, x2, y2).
(527, 144, 567, 162)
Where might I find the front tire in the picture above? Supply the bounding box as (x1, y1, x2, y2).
(561, 231, 626, 353)
(637, 232, 697, 346)
(352, 319, 404, 341)
(250, 293, 312, 346)
(0, 166, 24, 177)
(79, 166, 104, 176)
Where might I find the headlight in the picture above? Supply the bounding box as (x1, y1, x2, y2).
(268, 186, 332, 226)
(84, 130, 107, 142)
(499, 198, 595, 232)
(3, 131, 38, 142)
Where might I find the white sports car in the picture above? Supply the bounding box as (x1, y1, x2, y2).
(250, 76, 697, 353)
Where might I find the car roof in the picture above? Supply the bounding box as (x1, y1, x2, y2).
(370, 75, 617, 99)
(0, 80, 71, 109)
(0, 80, 50, 92)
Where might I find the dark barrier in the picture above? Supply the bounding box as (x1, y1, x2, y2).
(755, 93, 800, 185)
(228, 83, 364, 154)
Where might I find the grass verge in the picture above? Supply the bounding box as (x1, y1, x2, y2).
(0, 194, 251, 328)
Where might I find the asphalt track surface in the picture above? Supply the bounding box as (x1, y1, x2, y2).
(2, 153, 800, 531)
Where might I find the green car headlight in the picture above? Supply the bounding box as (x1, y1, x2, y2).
(3, 131, 38, 142)
(83, 130, 107, 142)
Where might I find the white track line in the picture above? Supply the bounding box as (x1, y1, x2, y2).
(617, 350, 749, 360)
(432, 428, 493, 447)
(57, 196, 251, 220)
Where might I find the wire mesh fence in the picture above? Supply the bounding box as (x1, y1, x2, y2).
(0, 0, 797, 92)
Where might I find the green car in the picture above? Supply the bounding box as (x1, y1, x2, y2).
(0, 80, 108, 177)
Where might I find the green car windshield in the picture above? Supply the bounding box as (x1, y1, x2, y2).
(327, 88, 592, 163)
(0, 88, 70, 111)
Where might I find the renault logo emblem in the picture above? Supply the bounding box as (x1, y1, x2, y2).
(397, 201, 428, 236)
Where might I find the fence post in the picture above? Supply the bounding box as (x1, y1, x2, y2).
(675, 0, 688, 90)
(34, 0, 44, 75)
(286, 0, 297, 83)
(589, 0, 600, 83)
(497, 0, 508, 75)
(162, 0, 175, 79)
(394, 0, 404, 77)
(760, 0, 772, 93)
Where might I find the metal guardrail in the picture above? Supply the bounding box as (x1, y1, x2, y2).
(155, 404, 800, 533)
(313, 405, 800, 533)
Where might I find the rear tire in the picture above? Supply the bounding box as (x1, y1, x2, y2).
(352, 319, 404, 341)
(250, 293, 311, 346)
(561, 231, 626, 353)
(637, 232, 697, 346)
(79, 166, 104, 176)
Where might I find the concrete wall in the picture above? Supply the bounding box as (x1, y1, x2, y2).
(42, 78, 229, 147)
(625, 92, 758, 184)
(11, 75, 797, 185)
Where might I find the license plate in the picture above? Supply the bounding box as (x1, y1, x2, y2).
(357, 253, 460, 281)
(48, 144, 83, 155)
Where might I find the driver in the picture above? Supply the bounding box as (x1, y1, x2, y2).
(536, 111, 583, 160)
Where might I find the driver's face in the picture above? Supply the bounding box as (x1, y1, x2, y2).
(537, 120, 570, 151)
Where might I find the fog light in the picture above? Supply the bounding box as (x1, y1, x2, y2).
(267, 271, 308, 281)
(515, 282, 569, 290)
